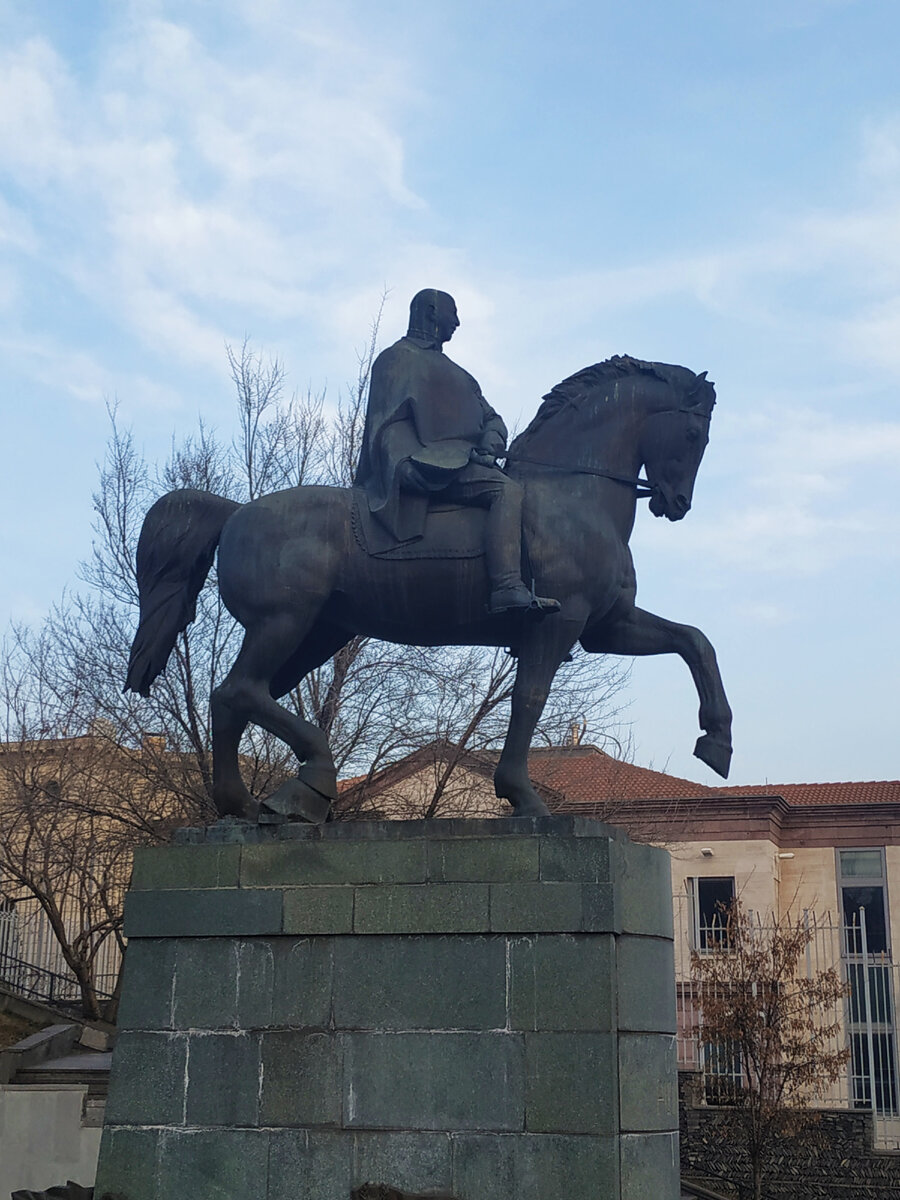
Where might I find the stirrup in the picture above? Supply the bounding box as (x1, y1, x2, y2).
(489, 583, 560, 615)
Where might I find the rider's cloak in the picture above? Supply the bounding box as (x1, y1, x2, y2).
(355, 334, 507, 543)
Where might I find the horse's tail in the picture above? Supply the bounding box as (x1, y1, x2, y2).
(124, 488, 241, 697)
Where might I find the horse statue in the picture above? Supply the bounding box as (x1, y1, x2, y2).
(124, 354, 731, 823)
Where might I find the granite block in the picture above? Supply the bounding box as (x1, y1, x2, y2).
(426, 836, 539, 882)
(116, 938, 176, 1030)
(353, 883, 490, 934)
(353, 1131, 453, 1194)
(615, 840, 675, 938)
(157, 1129, 270, 1200)
(173, 939, 238, 1029)
(185, 1032, 260, 1125)
(94, 1126, 160, 1200)
(580, 883, 619, 932)
(451, 1133, 516, 1196)
(618, 1033, 678, 1132)
(261, 1031, 342, 1126)
(342, 1031, 525, 1131)
(283, 885, 354, 934)
(616, 936, 677, 1033)
(270, 937, 334, 1027)
(268, 1130, 352, 1200)
(174, 814, 620, 845)
(241, 839, 426, 886)
(333, 935, 505, 1030)
(620, 1131, 680, 1200)
(104, 1031, 187, 1125)
(131, 844, 241, 890)
(525, 1032, 617, 1134)
(452, 1133, 618, 1200)
(539, 836, 611, 882)
(490, 882, 583, 932)
(517, 1133, 618, 1200)
(509, 933, 616, 1031)
(236, 938, 276, 1027)
(124, 887, 282, 938)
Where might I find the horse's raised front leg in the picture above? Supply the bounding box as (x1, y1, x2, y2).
(581, 605, 733, 778)
(211, 612, 339, 823)
(494, 622, 581, 816)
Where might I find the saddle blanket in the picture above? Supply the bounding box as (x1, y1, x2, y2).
(351, 489, 486, 560)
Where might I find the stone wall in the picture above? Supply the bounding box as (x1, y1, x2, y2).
(680, 1071, 900, 1198)
(94, 816, 680, 1200)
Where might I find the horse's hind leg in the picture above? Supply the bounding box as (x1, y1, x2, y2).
(211, 612, 339, 821)
(211, 693, 254, 818)
(582, 605, 733, 778)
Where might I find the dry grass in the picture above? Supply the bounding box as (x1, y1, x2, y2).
(0, 1009, 41, 1049)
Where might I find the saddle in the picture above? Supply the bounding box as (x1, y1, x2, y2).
(352, 488, 486, 560)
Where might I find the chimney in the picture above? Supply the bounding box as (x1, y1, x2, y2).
(568, 719, 586, 747)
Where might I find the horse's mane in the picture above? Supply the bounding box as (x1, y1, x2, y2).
(510, 354, 712, 456)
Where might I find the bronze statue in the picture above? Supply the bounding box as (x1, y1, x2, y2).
(125, 320, 732, 824)
(355, 289, 557, 614)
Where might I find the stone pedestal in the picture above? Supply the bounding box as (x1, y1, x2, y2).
(95, 817, 678, 1200)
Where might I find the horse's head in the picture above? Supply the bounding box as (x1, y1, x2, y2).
(639, 367, 716, 521)
(509, 356, 716, 520)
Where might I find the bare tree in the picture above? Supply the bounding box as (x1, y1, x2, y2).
(690, 900, 850, 1200)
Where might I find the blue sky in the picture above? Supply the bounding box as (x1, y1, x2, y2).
(1, 0, 899, 786)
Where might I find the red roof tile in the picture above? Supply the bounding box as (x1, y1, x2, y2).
(338, 742, 900, 812)
(712, 780, 900, 806)
(526, 746, 718, 804)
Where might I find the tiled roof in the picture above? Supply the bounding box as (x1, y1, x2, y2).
(712, 780, 900, 807)
(337, 742, 900, 812)
(526, 746, 719, 804)
(535, 747, 900, 809)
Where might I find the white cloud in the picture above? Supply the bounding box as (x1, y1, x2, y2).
(637, 407, 900, 576)
(0, 7, 425, 374)
(0, 333, 183, 411)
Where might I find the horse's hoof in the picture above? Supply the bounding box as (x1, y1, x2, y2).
(507, 794, 552, 818)
(258, 778, 333, 824)
(214, 790, 259, 821)
(694, 733, 732, 779)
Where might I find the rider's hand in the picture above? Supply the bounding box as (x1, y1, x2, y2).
(479, 431, 506, 457)
(469, 449, 498, 468)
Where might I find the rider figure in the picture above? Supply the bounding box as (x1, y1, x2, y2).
(355, 289, 559, 614)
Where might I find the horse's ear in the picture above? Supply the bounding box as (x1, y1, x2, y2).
(686, 370, 711, 405)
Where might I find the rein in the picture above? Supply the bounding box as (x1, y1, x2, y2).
(505, 455, 654, 499)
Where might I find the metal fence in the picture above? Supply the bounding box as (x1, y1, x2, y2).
(674, 894, 900, 1150)
(0, 901, 120, 1010)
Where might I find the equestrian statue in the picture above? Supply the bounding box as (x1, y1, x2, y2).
(125, 289, 732, 824)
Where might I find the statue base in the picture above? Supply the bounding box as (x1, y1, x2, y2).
(95, 817, 679, 1200)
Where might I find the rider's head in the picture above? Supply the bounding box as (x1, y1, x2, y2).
(409, 289, 459, 347)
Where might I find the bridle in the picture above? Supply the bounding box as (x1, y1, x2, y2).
(504, 455, 654, 498)
(505, 402, 712, 502)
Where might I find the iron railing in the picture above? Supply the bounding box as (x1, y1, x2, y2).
(0, 903, 119, 1012)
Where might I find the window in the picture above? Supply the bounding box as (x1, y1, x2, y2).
(839, 849, 889, 956)
(703, 1038, 742, 1105)
(688, 876, 735, 950)
(839, 848, 899, 1114)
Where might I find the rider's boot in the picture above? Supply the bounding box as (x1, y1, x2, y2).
(487, 578, 559, 614)
(485, 480, 560, 614)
